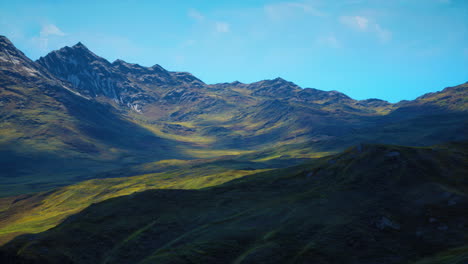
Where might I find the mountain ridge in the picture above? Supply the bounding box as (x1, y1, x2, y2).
(1, 34, 467, 196)
(39, 40, 464, 105)
(37, 41, 382, 103)
(34, 39, 468, 121)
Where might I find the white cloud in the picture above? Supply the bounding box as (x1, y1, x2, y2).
(340, 16, 368, 31)
(286, 2, 326, 17)
(187, 9, 230, 35)
(374, 24, 392, 43)
(265, 1, 326, 20)
(40, 24, 65, 37)
(340, 15, 392, 43)
(317, 34, 341, 48)
(354, 16, 369, 30)
(181, 39, 196, 48)
(215, 22, 230, 33)
(31, 24, 65, 51)
(188, 9, 205, 22)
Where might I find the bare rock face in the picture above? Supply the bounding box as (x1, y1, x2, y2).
(36, 42, 205, 112)
(0, 36, 61, 84)
(37, 43, 145, 108)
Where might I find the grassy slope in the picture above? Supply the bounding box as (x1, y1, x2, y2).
(0, 156, 282, 245)
(0, 137, 340, 246)
(0, 126, 339, 245)
(124, 83, 468, 163)
(0, 130, 466, 246)
(0, 81, 189, 196)
(1, 142, 467, 264)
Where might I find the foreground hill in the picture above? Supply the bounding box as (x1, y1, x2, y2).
(0, 147, 320, 245)
(0, 154, 282, 245)
(1, 142, 467, 264)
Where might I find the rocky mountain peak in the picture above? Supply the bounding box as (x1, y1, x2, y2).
(272, 77, 287, 82)
(262, 77, 300, 88)
(34, 40, 208, 110)
(112, 59, 147, 72)
(0, 35, 13, 47)
(36, 42, 121, 99)
(245, 77, 301, 98)
(48, 42, 104, 64)
(112, 59, 128, 65)
(72, 41, 87, 49)
(0, 35, 25, 60)
(151, 64, 165, 70)
(0, 35, 52, 80)
(296, 88, 355, 107)
(112, 60, 170, 77)
(169, 71, 205, 87)
(69, 42, 97, 57)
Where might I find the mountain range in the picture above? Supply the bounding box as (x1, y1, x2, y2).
(1, 35, 466, 196)
(0, 35, 467, 263)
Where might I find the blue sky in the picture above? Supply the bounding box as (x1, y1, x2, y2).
(1, 0, 467, 102)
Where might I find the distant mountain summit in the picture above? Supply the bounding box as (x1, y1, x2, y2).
(36, 42, 118, 99)
(246, 77, 301, 98)
(37, 42, 204, 111)
(0, 36, 64, 85)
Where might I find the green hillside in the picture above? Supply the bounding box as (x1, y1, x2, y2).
(0, 150, 313, 246)
(1, 142, 467, 264)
